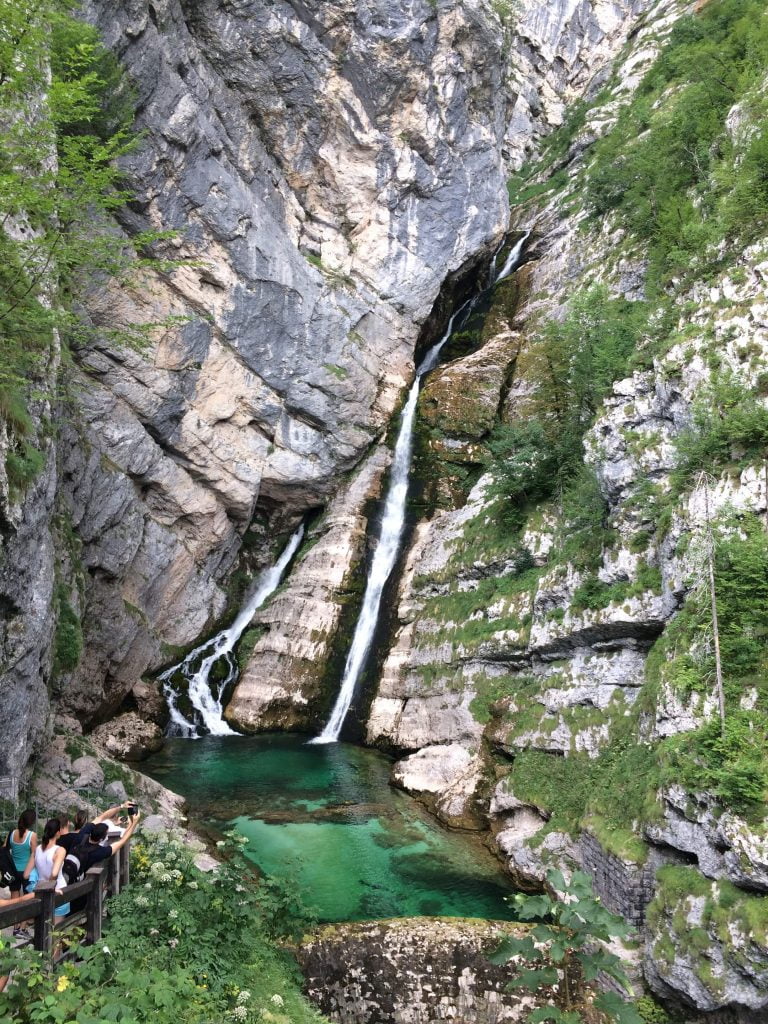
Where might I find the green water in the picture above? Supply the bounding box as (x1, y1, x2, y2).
(143, 735, 517, 923)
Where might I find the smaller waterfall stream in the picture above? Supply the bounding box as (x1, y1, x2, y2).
(161, 524, 305, 738)
(313, 232, 530, 744)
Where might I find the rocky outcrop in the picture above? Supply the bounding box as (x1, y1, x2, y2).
(91, 711, 165, 761)
(226, 448, 390, 732)
(359, 1, 768, 1018)
(504, 0, 657, 168)
(644, 868, 768, 1021)
(298, 918, 550, 1024)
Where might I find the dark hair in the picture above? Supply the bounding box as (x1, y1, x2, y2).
(89, 823, 108, 843)
(74, 810, 88, 830)
(42, 818, 61, 847)
(17, 808, 36, 834)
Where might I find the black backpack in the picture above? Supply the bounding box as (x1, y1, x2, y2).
(0, 834, 23, 889)
(62, 842, 93, 887)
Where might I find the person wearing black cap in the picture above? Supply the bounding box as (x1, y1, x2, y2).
(77, 802, 136, 845)
(79, 811, 140, 871)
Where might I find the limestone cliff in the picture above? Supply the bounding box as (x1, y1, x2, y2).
(226, 0, 659, 731)
(2, 0, 514, 782)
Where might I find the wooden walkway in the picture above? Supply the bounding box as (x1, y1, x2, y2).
(0, 840, 131, 957)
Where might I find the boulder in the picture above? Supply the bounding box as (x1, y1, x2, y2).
(132, 680, 169, 728)
(104, 780, 129, 803)
(71, 755, 105, 790)
(91, 712, 164, 761)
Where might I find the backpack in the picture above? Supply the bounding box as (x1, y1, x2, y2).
(0, 833, 23, 889)
(62, 842, 92, 886)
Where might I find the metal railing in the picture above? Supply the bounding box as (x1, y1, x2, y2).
(0, 839, 131, 958)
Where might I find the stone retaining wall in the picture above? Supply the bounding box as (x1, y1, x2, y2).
(297, 918, 546, 1024)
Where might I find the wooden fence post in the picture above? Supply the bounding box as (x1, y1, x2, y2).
(120, 839, 130, 888)
(109, 852, 121, 897)
(33, 881, 56, 957)
(85, 866, 104, 944)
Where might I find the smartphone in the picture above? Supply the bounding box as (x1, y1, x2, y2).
(127, 803, 138, 817)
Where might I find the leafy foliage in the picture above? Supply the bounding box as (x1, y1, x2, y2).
(53, 582, 83, 675)
(492, 870, 641, 1024)
(662, 513, 768, 812)
(672, 373, 768, 490)
(486, 286, 647, 526)
(0, 0, 174, 476)
(584, 0, 768, 289)
(0, 831, 322, 1024)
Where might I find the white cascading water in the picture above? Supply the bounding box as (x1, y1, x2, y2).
(161, 524, 305, 738)
(312, 231, 530, 744)
(494, 230, 531, 283)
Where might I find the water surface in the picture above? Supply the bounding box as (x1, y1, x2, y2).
(143, 735, 517, 923)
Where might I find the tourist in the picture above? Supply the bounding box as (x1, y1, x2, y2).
(78, 800, 137, 843)
(56, 816, 82, 854)
(5, 810, 38, 938)
(34, 819, 70, 924)
(63, 809, 140, 883)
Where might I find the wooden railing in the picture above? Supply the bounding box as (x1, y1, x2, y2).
(0, 840, 131, 958)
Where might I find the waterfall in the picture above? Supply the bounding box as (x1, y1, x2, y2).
(493, 230, 531, 284)
(312, 232, 530, 744)
(161, 524, 305, 738)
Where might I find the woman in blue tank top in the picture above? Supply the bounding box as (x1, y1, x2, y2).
(6, 808, 38, 938)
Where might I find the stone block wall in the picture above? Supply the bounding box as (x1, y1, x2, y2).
(579, 831, 656, 926)
(298, 918, 546, 1024)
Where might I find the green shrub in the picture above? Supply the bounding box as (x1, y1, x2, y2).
(0, 831, 322, 1024)
(672, 373, 768, 490)
(491, 869, 641, 1024)
(53, 583, 83, 674)
(0, 0, 174, 438)
(584, 0, 768, 289)
(487, 286, 647, 528)
(5, 442, 46, 495)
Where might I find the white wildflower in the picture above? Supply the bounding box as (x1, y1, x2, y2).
(229, 1006, 248, 1022)
(168, 908, 179, 920)
(102, 945, 111, 955)
(168, 938, 179, 949)
(235, 885, 245, 893)
(187, 880, 198, 890)
(215, 840, 226, 848)
(135, 895, 149, 908)
(171, 869, 183, 880)
(237, 990, 251, 1004)
(149, 928, 159, 936)
(269, 994, 284, 1008)
(150, 861, 166, 877)
(144, 882, 152, 890)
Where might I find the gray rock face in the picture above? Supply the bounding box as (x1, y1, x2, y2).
(504, 0, 656, 168)
(298, 918, 551, 1023)
(49, 0, 511, 729)
(0, 383, 59, 790)
(646, 787, 768, 894)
